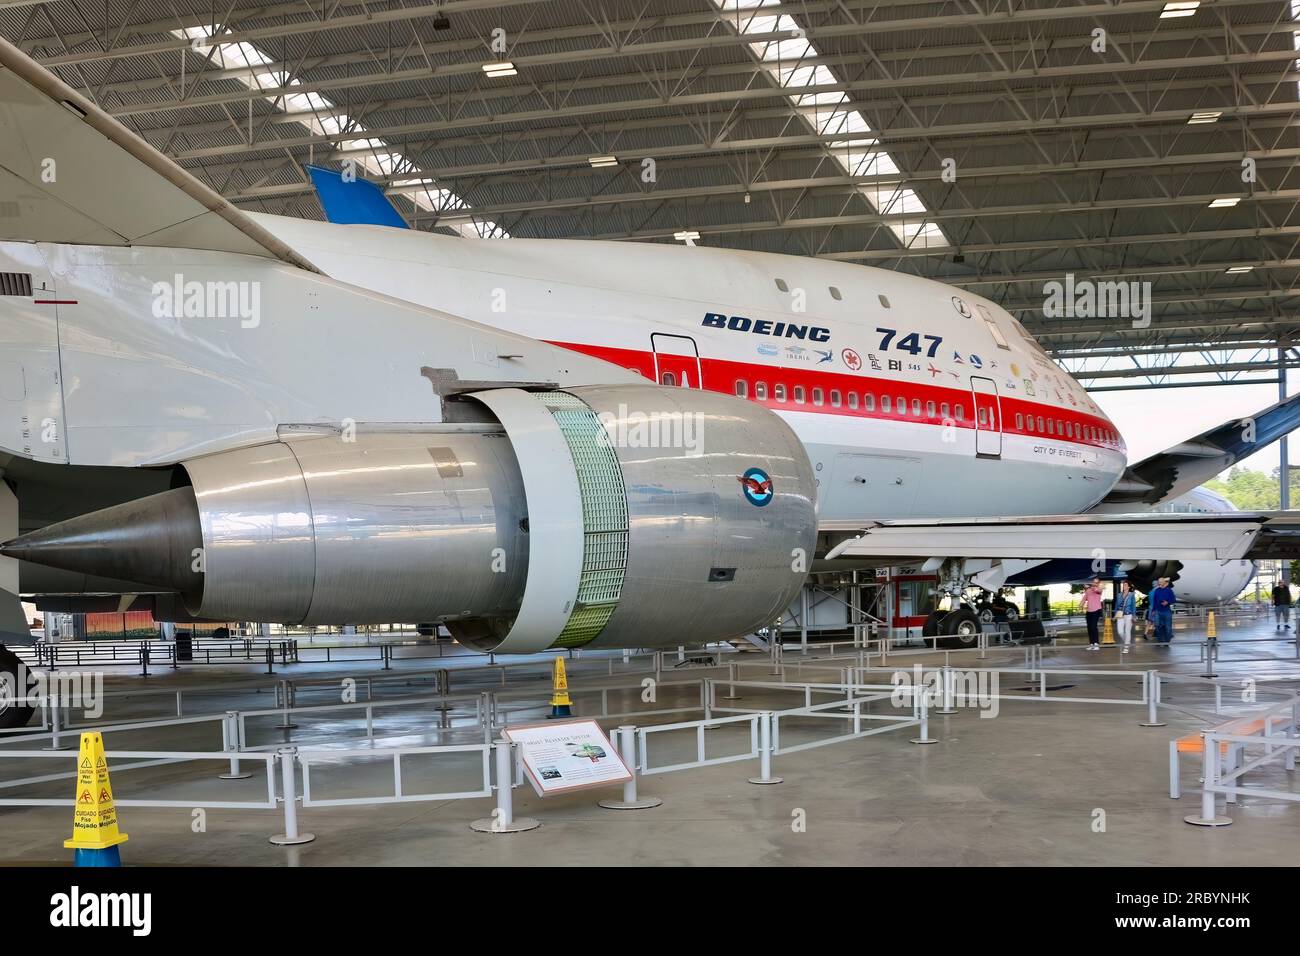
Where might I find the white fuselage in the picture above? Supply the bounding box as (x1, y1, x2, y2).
(249, 215, 1130, 521)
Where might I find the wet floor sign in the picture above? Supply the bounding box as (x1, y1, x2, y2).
(549, 656, 573, 718)
(64, 732, 128, 866)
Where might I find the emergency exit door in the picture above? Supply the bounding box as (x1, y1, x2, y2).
(970, 376, 1002, 458)
(651, 333, 703, 389)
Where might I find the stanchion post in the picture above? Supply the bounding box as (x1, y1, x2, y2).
(911, 684, 937, 744)
(721, 661, 741, 700)
(471, 740, 540, 832)
(599, 726, 662, 809)
(219, 711, 253, 779)
(269, 748, 315, 845)
(1184, 735, 1232, 827)
(936, 665, 957, 715)
(43, 692, 67, 751)
(748, 712, 783, 785)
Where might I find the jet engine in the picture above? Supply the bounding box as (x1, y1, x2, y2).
(2, 385, 817, 652)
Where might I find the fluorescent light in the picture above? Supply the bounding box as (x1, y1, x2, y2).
(673, 230, 701, 244)
(1225, 266, 1254, 274)
(588, 156, 618, 168)
(1160, 1, 1199, 17)
(482, 61, 517, 77)
(1188, 110, 1222, 124)
(1208, 197, 1241, 208)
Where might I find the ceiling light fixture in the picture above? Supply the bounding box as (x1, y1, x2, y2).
(1187, 110, 1222, 124)
(1159, 1, 1199, 18)
(588, 156, 618, 168)
(482, 61, 517, 77)
(1208, 197, 1241, 208)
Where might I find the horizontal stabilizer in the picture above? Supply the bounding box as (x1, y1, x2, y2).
(1094, 391, 1300, 508)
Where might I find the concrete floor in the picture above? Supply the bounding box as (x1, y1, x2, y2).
(2, 610, 1297, 866)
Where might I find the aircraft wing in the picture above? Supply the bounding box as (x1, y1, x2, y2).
(821, 511, 1300, 565)
(0, 37, 319, 271)
(1091, 392, 1300, 509)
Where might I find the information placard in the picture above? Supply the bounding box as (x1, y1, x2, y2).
(503, 719, 632, 796)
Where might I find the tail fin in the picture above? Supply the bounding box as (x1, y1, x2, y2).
(307, 165, 408, 229)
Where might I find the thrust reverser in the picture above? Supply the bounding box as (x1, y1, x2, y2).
(1, 385, 817, 651)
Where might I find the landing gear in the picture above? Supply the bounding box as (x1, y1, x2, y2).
(937, 608, 981, 649)
(0, 646, 36, 729)
(976, 601, 1020, 624)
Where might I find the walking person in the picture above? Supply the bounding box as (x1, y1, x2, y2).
(1114, 579, 1136, 654)
(1080, 576, 1105, 651)
(1272, 579, 1292, 632)
(1150, 577, 1177, 645)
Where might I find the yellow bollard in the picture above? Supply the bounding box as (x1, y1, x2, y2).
(64, 732, 128, 866)
(1207, 611, 1217, 640)
(548, 656, 572, 718)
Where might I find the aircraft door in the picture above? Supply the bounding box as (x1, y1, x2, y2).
(970, 376, 1002, 458)
(651, 333, 703, 389)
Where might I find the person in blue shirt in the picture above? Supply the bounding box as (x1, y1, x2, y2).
(1114, 579, 1137, 654)
(1149, 578, 1176, 644)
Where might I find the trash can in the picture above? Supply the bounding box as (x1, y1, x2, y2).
(175, 631, 193, 662)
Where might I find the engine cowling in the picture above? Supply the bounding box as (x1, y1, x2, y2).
(3, 385, 817, 651)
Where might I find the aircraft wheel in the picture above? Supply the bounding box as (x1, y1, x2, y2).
(1003, 603, 1021, 623)
(921, 612, 946, 638)
(975, 603, 995, 624)
(0, 646, 36, 729)
(936, 608, 981, 650)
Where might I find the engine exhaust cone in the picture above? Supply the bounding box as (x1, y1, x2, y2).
(0, 486, 203, 596)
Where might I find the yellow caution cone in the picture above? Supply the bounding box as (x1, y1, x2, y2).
(1207, 611, 1217, 640)
(548, 656, 572, 719)
(1102, 613, 1115, 645)
(64, 732, 128, 867)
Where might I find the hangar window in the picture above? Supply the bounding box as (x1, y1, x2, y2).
(881, 395, 892, 412)
(926, 400, 936, 418)
(878, 294, 891, 309)
(863, 393, 875, 411)
(793, 385, 806, 404)
(940, 402, 950, 419)
(775, 278, 789, 292)
(830, 389, 841, 407)
(812, 387, 824, 406)
(1016, 413, 1024, 429)
(774, 383, 787, 402)
(829, 286, 842, 301)
(660, 371, 677, 386)
(955, 404, 965, 421)
(756, 382, 768, 400)
(735, 379, 748, 398)
(911, 398, 921, 416)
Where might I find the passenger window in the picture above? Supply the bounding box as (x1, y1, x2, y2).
(926, 400, 936, 418)
(1016, 413, 1024, 429)
(940, 402, 950, 419)
(848, 392, 859, 409)
(1036, 416, 1044, 432)
(955, 404, 965, 421)
(735, 379, 748, 398)
(978, 408, 988, 426)
(911, 398, 921, 416)
(881, 395, 892, 412)
(829, 286, 842, 301)
(1056, 420, 1063, 435)
(878, 294, 891, 309)
(775, 278, 789, 292)
(863, 394, 875, 411)
(830, 389, 841, 407)
(660, 371, 676, 386)
(793, 385, 806, 404)
(1027, 416, 1035, 433)
(775, 383, 787, 402)
(812, 387, 824, 406)
(897, 396, 906, 415)
(756, 382, 768, 400)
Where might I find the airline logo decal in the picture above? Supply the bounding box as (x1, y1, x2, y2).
(739, 467, 774, 507)
(815, 349, 834, 364)
(702, 312, 830, 343)
(841, 348, 862, 370)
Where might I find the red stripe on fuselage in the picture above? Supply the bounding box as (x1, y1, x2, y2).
(547, 339, 1126, 455)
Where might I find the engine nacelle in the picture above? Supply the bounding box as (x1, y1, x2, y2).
(6, 385, 816, 651)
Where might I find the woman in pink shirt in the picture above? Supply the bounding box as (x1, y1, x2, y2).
(1080, 577, 1105, 651)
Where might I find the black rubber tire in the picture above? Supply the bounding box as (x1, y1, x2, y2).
(936, 608, 981, 649)
(975, 603, 995, 624)
(1003, 602, 1021, 623)
(0, 646, 36, 729)
(921, 611, 947, 638)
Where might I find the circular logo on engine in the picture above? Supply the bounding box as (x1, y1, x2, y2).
(739, 467, 774, 507)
